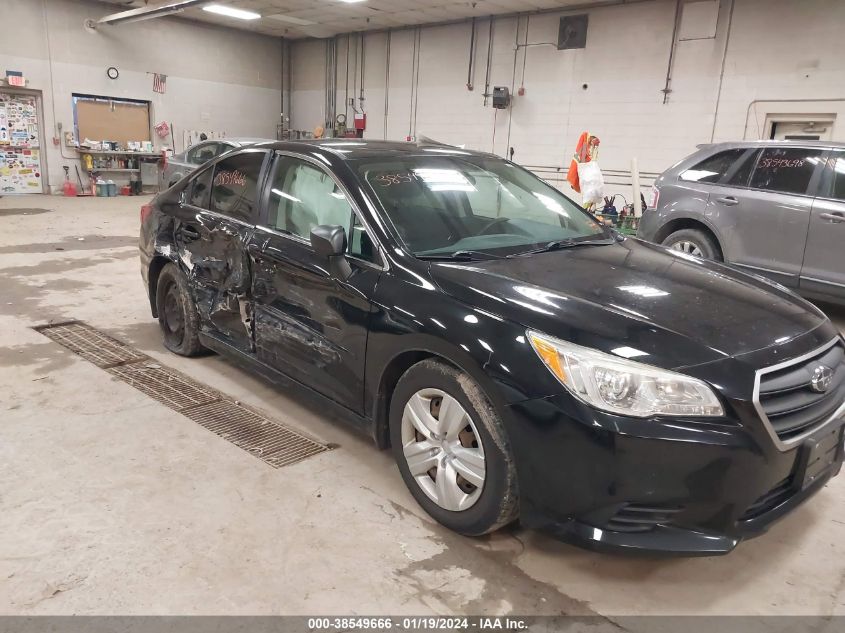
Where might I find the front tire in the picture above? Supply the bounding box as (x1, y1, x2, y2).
(662, 228, 721, 260)
(389, 359, 518, 536)
(156, 263, 204, 356)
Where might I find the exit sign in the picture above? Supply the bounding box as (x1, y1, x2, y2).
(6, 71, 25, 87)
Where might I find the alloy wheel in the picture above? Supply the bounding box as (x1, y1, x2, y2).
(400, 388, 486, 512)
(672, 240, 703, 257)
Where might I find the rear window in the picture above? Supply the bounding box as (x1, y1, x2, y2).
(680, 149, 746, 183)
(725, 149, 758, 186)
(209, 151, 266, 222)
(188, 168, 212, 208)
(749, 148, 823, 195)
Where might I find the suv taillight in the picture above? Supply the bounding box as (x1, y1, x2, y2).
(647, 185, 660, 210)
(140, 203, 153, 224)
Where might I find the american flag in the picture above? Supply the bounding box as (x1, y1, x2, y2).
(153, 73, 167, 94)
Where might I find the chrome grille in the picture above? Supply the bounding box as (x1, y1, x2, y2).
(755, 338, 845, 446)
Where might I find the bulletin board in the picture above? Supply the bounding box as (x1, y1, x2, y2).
(73, 95, 151, 145)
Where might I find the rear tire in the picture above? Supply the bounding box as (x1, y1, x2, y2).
(156, 263, 204, 357)
(389, 359, 519, 536)
(662, 228, 721, 261)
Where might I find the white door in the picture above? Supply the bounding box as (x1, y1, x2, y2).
(0, 92, 44, 194)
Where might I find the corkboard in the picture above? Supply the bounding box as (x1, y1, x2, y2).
(76, 98, 151, 144)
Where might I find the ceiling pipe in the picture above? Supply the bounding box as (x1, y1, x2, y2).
(97, 0, 208, 25)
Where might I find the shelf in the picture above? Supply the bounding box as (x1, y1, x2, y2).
(91, 168, 141, 172)
(79, 150, 160, 157)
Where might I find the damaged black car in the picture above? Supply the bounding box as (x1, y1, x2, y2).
(140, 140, 845, 555)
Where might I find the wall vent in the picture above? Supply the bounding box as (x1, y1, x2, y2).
(558, 15, 589, 50)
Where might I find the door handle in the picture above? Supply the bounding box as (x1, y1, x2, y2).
(715, 196, 739, 206)
(179, 226, 201, 241)
(819, 212, 845, 224)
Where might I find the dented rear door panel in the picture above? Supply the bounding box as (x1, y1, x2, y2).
(175, 211, 256, 350)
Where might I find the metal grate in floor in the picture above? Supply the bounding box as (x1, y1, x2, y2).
(184, 400, 329, 467)
(35, 320, 331, 468)
(108, 362, 219, 411)
(35, 321, 148, 368)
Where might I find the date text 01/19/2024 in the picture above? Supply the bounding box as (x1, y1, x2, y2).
(307, 617, 529, 630)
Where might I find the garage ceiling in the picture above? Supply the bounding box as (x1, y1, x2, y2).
(94, 0, 620, 39)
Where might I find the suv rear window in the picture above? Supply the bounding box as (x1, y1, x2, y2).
(749, 147, 823, 195)
(680, 149, 746, 183)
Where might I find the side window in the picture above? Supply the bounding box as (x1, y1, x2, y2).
(187, 143, 219, 165)
(188, 167, 213, 208)
(349, 213, 379, 263)
(725, 149, 759, 187)
(749, 147, 824, 195)
(267, 157, 354, 240)
(680, 149, 747, 183)
(828, 154, 845, 201)
(210, 151, 266, 222)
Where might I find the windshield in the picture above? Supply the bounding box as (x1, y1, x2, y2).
(356, 155, 607, 257)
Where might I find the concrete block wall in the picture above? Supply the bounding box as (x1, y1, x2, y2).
(2, 0, 282, 193)
(289, 0, 845, 200)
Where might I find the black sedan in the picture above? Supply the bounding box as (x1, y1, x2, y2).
(140, 140, 845, 555)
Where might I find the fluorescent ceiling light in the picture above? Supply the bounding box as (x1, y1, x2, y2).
(202, 4, 261, 20)
(266, 13, 316, 26)
(98, 0, 205, 25)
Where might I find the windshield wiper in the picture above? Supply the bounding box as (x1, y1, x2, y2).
(416, 250, 505, 261)
(508, 238, 616, 257)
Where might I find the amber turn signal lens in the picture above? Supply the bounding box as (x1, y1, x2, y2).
(529, 334, 567, 383)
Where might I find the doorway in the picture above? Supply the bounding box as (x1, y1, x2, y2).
(0, 90, 46, 194)
(767, 115, 835, 141)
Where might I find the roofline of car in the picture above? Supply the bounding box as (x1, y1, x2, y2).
(697, 140, 845, 150)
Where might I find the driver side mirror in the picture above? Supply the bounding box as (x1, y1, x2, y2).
(310, 224, 352, 280)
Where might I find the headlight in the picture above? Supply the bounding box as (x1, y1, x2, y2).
(527, 331, 724, 418)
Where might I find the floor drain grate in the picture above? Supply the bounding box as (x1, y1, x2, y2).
(35, 321, 148, 368)
(35, 320, 332, 468)
(184, 400, 329, 467)
(108, 362, 219, 411)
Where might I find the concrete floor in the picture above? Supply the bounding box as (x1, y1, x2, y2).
(1, 194, 844, 617)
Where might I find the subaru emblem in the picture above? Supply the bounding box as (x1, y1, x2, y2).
(810, 365, 834, 393)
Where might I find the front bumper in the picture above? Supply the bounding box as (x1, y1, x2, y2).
(506, 393, 845, 556)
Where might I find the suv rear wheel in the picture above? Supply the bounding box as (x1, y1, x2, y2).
(662, 228, 721, 261)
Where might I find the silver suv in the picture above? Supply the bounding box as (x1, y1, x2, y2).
(639, 141, 845, 305)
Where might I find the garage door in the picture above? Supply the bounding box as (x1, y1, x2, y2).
(0, 91, 44, 194)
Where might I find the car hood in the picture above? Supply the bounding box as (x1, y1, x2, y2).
(428, 238, 828, 370)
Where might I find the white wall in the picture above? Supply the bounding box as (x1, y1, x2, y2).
(289, 0, 845, 199)
(1, 0, 282, 192)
